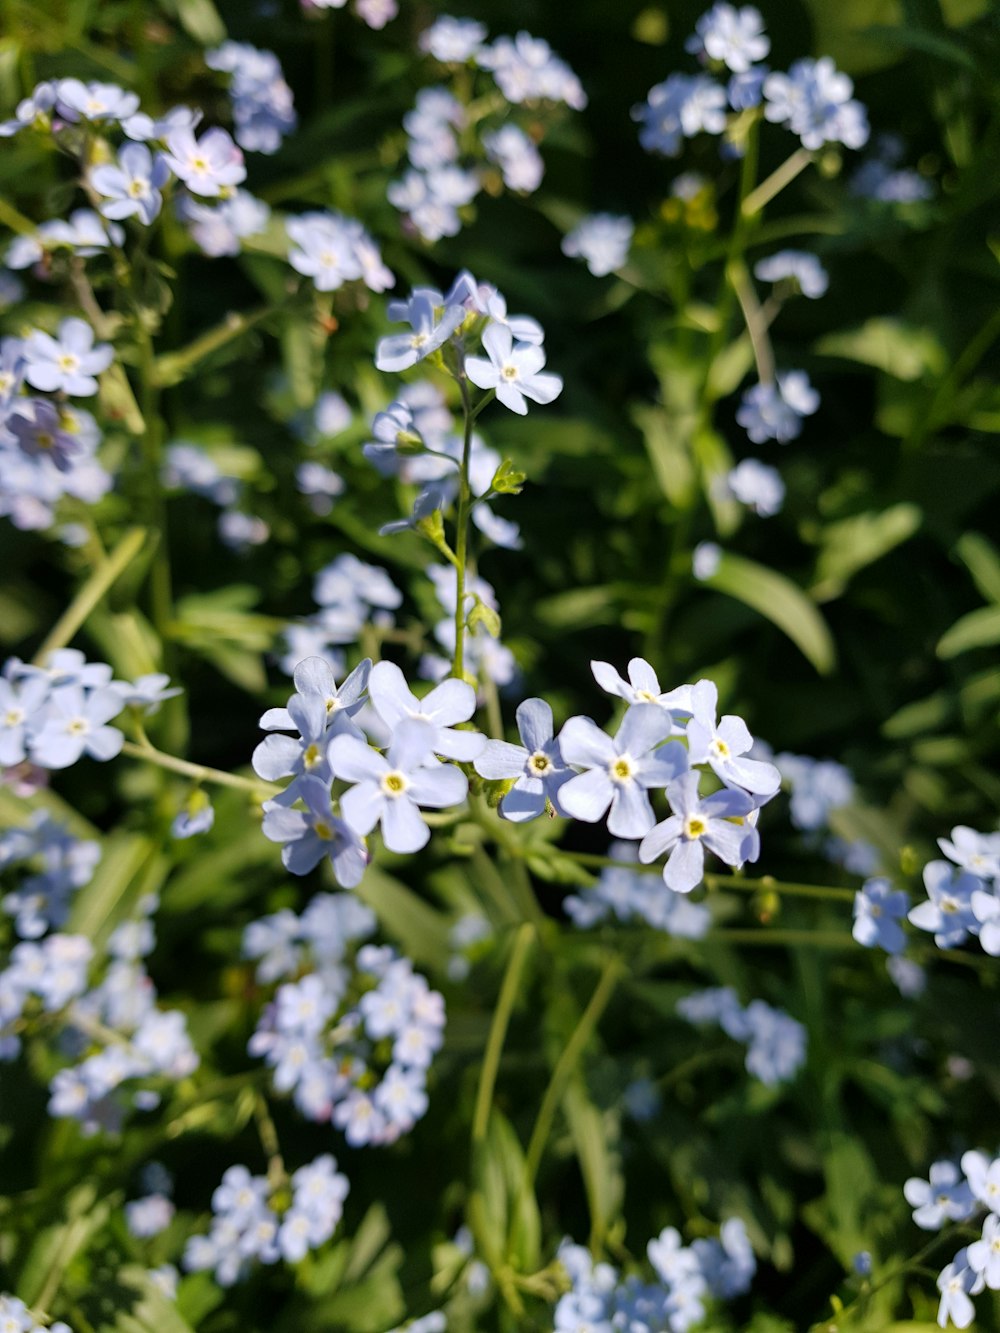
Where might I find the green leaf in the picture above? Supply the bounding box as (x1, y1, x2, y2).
(631, 404, 697, 509)
(702, 553, 837, 674)
(355, 866, 451, 969)
(810, 503, 922, 600)
(109, 1265, 199, 1333)
(66, 832, 164, 948)
(159, 0, 226, 44)
(955, 532, 1000, 604)
(937, 604, 1000, 657)
(562, 1077, 624, 1250)
(16, 1184, 114, 1307)
(817, 318, 947, 381)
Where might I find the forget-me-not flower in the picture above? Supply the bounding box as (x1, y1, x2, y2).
(474, 697, 572, 821)
(367, 661, 485, 762)
(639, 770, 754, 891)
(90, 143, 170, 224)
(376, 292, 465, 373)
(163, 126, 246, 196)
(558, 705, 687, 838)
(852, 878, 909, 954)
(22, 318, 113, 397)
(464, 323, 562, 415)
(686, 4, 769, 73)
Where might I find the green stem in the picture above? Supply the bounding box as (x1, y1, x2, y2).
(742, 146, 814, 217)
(33, 527, 148, 663)
(471, 923, 535, 1144)
(135, 324, 173, 647)
(554, 851, 857, 902)
(152, 305, 276, 387)
(120, 737, 279, 798)
(452, 380, 476, 679)
(711, 928, 857, 948)
(728, 257, 776, 383)
(521, 955, 623, 1193)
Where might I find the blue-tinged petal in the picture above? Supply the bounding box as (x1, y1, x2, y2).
(262, 805, 308, 844)
(288, 691, 326, 744)
(474, 740, 529, 780)
(685, 717, 714, 765)
(665, 771, 701, 818)
(340, 782, 384, 836)
(717, 714, 753, 754)
(431, 726, 486, 761)
(496, 381, 528, 414)
(407, 762, 468, 808)
(423, 676, 476, 725)
(558, 715, 615, 769)
(702, 818, 749, 867)
(501, 780, 547, 823)
(259, 706, 293, 731)
(297, 775, 335, 821)
(388, 717, 438, 772)
(663, 838, 705, 893)
(608, 780, 655, 839)
(719, 754, 781, 796)
(627, 657, 660, 693)
(381, 796, 430, 854)
(331, 835, 368, 888)
(328, 734, 387, 783)
(282, 833, 326, 875)
(465, 355, 497, 390)
(521, 371, 563, 405)
(293, 656, 338, 699)
(84, 725, 124, 761)
(253, 733, 301, 781)
(31, 726, 85, 769)
(481, 321, 513, 365)
(591, 660, 628, 699)
(515, 697, 554, 752)
(369, 660, 417, 726)
(559, 767, 613, 823)
(701, 787, 755, 819)
(375, 333, 421, 373)
(636, 739, 688, 788)
(687, 678, 719, 728)
(338, 657, 373, 706)
(616, 703, 674, 757)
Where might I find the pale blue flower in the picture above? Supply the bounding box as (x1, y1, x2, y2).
(591, 657, 693, 723)
(908, 861, 980, 948)
(634, 73, 727, 156)
(562, 214, 633, 277)
(737, 371, 819, 443)
(938, 825, 1000, 878)
(852, 878, 909, 954)
(639, 770, 754, 891)
(55, 78, 140, 123)
(261, 775, 368, 884)
(367, 661, 485, 761)
(904, 1162, 975, 1230)
(419, 16, 487, 62)
(177, 188, 270, 257)
(163, 126, 246, 196)
(723, 457, 785, 515)
(686, 4, 769, 73)
(31, 683, 125, 768)
(763, 57, 869, 151)
(376, 292, 465, 372)
(465, 323, 562, 414)
(8, 399, 84, 471)
(329, 718, 469, 853)
(474, 697, 572, 821)
(482, 124, 543, 192)
(477, 33, 587, 109)
(22, 318, 113, 397)
(685, 679, 780, 795)
(559, 705, 687, 839)
(754, 250, 829, 298)
(90, 143, 169, 224)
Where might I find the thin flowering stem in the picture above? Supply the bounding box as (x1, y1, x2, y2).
(452, 377, 476, 680)
(552, 850, 857, 902)
(471, 922, 536, 1144)
(712, 928, 857, 948)
(742, 146, 815, 217)
(33, 526, 148, 664)
(728, 257, 776, 384)
(253, 1092, 286, 1190)
(153, 304, 277, 387)
(121, 736, 280, 798)
(520, 954, 623, 1200)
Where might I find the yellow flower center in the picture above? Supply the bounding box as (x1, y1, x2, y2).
(684, 816, 707, 839)
(528, 751, 551, 775)
(381, 770, 409, 797)
(610, 756, 635, 783)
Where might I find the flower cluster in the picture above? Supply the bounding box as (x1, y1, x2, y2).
(903, 1151, 1000, 1328)
(1, 884, 198, 1130)
(0, 811, 100, 938)
(907, 826, 1000, 955)
(0, 323, 112, 532)
(561, 214, 635, 278)
(206, 42, 296, 154)
(851, 134, 933, 204)
(556, 1218, 755, 1333)
(248, 940, 444, 1146)
(564, 841, 711, 938)
(736, 370, 820, 445)
(161, 439, 271, 551)
(0, 649, 178, 774)
(183, 1155, 349, 1285)
(276, 555, 402, 677)
(286, 210, 393, 294)
(390, 18, 585, 241)
(0, 1295, 72, 1333)
(677, 986, 807, 1084)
